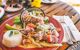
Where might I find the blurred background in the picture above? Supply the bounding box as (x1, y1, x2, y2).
(61, 0, 80, 14)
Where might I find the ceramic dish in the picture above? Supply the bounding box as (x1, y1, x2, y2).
(42, 0, 59, 4)
(0, 7, 5, 18)
(0, 9, 64, 50)
(0, 16, 64, 50)
(5, 4, 23, 12)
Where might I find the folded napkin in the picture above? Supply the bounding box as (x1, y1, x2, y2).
(53, 15, 80, 43)
(64, 16, 80, 41)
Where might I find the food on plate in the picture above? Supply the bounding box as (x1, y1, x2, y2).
(2, 9, 62, 48)
(5, 24, 17, 30)
(2, 30, 22, 47)
(5, 0, 23, 12)
(22, 8, 45, 17)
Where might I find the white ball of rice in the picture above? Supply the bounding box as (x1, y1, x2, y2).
(2, 30, 22, 47)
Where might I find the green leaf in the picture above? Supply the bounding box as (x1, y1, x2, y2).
(14, 16, 21, 24)
(44, 19, 49, 24)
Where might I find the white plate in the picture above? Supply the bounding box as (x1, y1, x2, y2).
(42, 0, 59, 4)
(0, 7, 5, 18)
(5, 4, 23, 12)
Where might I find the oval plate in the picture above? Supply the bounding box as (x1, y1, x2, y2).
(5, 4, 23, 12)
(42, 0, 59, 4)
(0, 16, 64, 50)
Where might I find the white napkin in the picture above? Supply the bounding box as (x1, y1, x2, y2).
(53, 15, 80, 42)
(64, 16, 80, 41)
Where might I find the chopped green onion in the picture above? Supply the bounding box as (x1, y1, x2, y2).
(9, 31, 13, 37)
(44, 19, 49, 24)
(14, 31, 19, 35)
(44, 17, 49, 24)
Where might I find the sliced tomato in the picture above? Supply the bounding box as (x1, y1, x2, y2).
(47, 34, 58, 43)
(27, 23, 36, 28)
(47, 35, 52, 42)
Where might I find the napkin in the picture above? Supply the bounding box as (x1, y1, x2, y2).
(64, 16, 80, 41)
(53, 15, 80, 43)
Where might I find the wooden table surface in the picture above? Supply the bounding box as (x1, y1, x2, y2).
(41, 1, 80, 32)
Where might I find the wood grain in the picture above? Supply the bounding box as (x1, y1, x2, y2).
(41, 1, 80, 31)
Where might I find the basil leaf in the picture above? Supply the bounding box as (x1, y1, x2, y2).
(44, 19, 49, 24)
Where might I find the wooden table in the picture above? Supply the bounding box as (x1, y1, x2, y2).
(41, 1, 80, 31)
(0, 1, 80, 50)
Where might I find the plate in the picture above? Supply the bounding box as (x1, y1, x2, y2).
(5, 4, 23, 12)
(42, 0, 59, 4)
(0, 16, 64, 50)
(0, 7, 5, 18)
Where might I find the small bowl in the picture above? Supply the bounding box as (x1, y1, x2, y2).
(5, 4, 23, 12)
(20, 8, 45, 24)
(0, 7, 5, 18)
(42, 0, 59, 4)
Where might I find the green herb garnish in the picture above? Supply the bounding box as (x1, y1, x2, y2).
(14, 31, 19, 35)
(9, 31, 13, 37)
(44, 19, 49, 24)
(14, 16, 21, 24)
